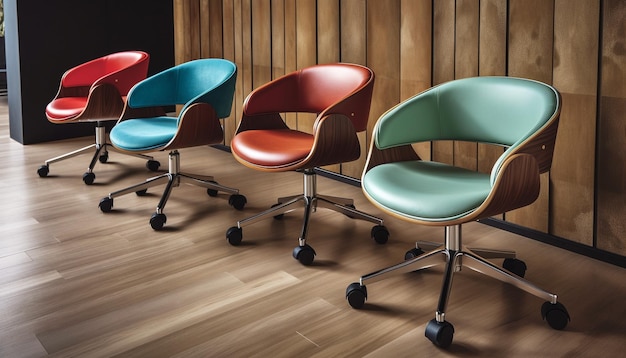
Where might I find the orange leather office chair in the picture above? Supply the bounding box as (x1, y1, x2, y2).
(38, 51, 157, 184)
(345, 77, 569, 348)
(226, 63, 387, 265)
(98, 58, 246, 230)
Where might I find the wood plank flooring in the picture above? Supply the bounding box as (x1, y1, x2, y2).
(1, 96, 626, 357)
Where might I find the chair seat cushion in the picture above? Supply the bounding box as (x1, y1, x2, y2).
(362, 161, 491, 222)
(231, 129, 314, 169)
(45, 97, 88, 121)
(110, 117, 178, 151)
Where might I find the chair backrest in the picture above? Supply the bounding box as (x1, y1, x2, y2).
(374, 76, 561, 177)
(61, 51, 149, 96)
(126, 58, 237, 119)
(243, 63, 375, 132)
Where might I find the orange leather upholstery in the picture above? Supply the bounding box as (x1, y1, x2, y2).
(231, 63, 374, 171)
(226, 63, 386, 266)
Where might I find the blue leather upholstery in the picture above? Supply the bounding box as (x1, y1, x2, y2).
(110, 58, 237, 152)
(99, 58, 245, 231)
(110, 117, 178, 150)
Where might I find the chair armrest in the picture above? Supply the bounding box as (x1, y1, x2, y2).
(163, 102, 224, 150)
(302, 114, 361, 168)
(475, 153, 541, 220)
(75, 83, 125, 120)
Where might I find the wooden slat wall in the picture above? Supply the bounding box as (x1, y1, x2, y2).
(597, 0, 626, 255)
(173, 0, 626, 258)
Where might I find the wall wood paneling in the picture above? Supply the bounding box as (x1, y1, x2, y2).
(173, 0, 626, 261)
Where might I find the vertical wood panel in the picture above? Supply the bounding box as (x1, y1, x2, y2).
(208, 0, 224, 58)
(550, 0, 599, 245)
(506, 0, 554, 232)
(284, 0, 297, 128)
(230, 0, 245, 139)
(174, 0, 201, 64)
(478, 0, 507, 179)
(271, 0, 286, 80)
(317, 0, 341, 173)
(367, 0, 401, 138)
(295, 0, 318, 134)
(241, 0, 253, 120)
(432, 0, 455, 165)
(317, 0, 340, 64)
(454, 0, 479, 171)
(222, 0, 237, 143)
(252, 0, 272, 89)
(597, 0, 626, 256)
(341, 0, 368, 179)
(199, 0, 211, 58)
(401, 0, 432, 161)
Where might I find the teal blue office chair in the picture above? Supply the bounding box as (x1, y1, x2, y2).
(98, 59, 246, 230)
(346, 77, 569, 348)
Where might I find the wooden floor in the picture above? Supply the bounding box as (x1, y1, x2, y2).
(1, 96, 625, 357)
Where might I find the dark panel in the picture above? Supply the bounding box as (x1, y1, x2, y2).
(6, 0, 174, 144)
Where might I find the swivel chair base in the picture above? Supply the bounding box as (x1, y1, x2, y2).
(37, 122, 157, 185)
(346, 224, 570, 348)
(226, 168, 389, 265)
(99, 149, 247, 230)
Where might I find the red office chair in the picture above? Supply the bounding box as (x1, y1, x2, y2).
(38, 51, 158, 184)
(226, 63, 388, 265)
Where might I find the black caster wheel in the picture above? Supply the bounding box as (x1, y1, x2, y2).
(99, 197, 113, 212)
(135, 189, 148, 196)
(346, 282, 367, 309)
(83, 172, 96, 185)
(371, 225, 389, 244)
(293, 244, 316, 266)
(541, 301, 570, 330)
(98, 151, 109, 163)
(425, 319, 455, 348)
(405, 247, 425, 260)
(37, 165, 49, 177)
(206, 180, 219, 197)
(271, 203, 284, 220)
(228, 194, 247, 210)
(503, 258, 527, 277)
(226, 226, 243, 246)
(146, 159, 160, 172)
(150, 213, 167, 230)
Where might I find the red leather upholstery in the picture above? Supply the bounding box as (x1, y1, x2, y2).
(231, 63, 374, 171)
(46, 51, 149, 122)
(45, 97, 88, 120)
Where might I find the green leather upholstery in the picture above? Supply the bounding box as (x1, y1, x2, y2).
(363, 76, 560, 223)
(349, 77, 568, 347)
(364, 161, 491, 221)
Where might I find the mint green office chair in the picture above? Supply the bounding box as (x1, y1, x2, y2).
(346, 77, 569, 348)
(98, 59, 246, 230)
